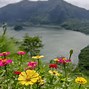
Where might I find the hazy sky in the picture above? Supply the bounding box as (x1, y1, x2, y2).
(0, 0, 89, 10)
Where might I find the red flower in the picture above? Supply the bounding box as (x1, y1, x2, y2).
(49, 64, 58, 69)
(17, 51, 26, 55)
(0, 52, 10, 56)
(14, 71, 21, 75)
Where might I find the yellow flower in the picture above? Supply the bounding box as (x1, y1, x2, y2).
(32, 55, 44, 59)
(49, 70, 61, 76)
(62, 57, 67, 60)
(0, 58, 2, 60)
(18, 70, 40, 86)
(37, 76, 44, 85)
(54, 58, 58, 61)
(75, 77, 87, 84)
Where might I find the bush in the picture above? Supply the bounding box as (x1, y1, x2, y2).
(19, 34, 43, 56)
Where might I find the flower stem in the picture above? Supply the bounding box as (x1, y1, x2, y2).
(21, 55, 22, 63)
(4, 56, 6, 59)
(5, 65, 7, 76)
(64, 64, 66, 78)
(63, 64, 67, 89)
(78, 84, 81, 89)
(37, 59, 40, 70)
(30, 85, 32, 89)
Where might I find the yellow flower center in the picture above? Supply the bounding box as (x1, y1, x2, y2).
(62, 57, 66, 60)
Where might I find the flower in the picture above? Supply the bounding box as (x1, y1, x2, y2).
(0, 59, 12, 66)
(0, 58, 2, 60)
(27, 61, 37, 69)
(57, 57, 71, 64)
(18, 70, 40, 86)
(54, 58, 58, 61)
(49, 70, 61, 76)
(32, 55, 44, 59)
(37, 76, 44, 85)
(49, 64, 58, 69)
(75, 77, 87, 85)
(0, 52, 10, 56)
(17, 51, 26, 55)
(14, 71, 21, 75)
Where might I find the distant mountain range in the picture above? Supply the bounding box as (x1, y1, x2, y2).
(0, 0, 89, 25)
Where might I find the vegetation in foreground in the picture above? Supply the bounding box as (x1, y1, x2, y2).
(78, 45, 89, 76)
(0, 26, 89, 89)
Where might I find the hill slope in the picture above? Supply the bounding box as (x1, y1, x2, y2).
(78, 45, 89, 76)
(0, 0, 89, 25)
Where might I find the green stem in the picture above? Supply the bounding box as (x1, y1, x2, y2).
(63, 64, 67, 89)
(30, 85, 32, 89)
(78, 84, 81, 89)
(64, 64, 66, 77)
(5, 65, 7, 76)
(21, 55, 22, 63)
(37, 83, 40, 89)
(49, 75, 54, 84)
(37, 59, 40, 70)
(4, 56, 6, 59)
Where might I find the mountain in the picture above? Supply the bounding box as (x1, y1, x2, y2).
(0, 0, 89, 25)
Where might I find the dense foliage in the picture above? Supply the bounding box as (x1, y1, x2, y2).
(61, 20, 89, 34)
(78, 46, 89, 76)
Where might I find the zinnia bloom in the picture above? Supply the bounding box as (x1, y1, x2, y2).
(54, 58, 58, 61)
(75, 77, 87, 84)
(0, 59, 12, 66)
(57, 57, 71, 64)
(49, 70, 61, 76)
(0, 52, 10, 56)
(18, 70, 40, 86)
(37, 76, 44, 85)
(14, 71, 21, 75)
(32, 55, 44, 59)
(28, 61, 37, 69)
(17, 51, 26, 55)
(49, 64, 58, 69)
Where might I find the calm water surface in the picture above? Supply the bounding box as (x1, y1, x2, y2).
(0, 27, 89, 64)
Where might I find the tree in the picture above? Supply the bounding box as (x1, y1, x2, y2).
(20, 34, 43, 56)
(78, 46, 89, 76)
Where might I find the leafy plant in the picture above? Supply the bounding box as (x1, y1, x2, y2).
(19, 34, 43, 56)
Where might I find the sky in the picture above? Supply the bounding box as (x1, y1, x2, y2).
(0, 0, 89, 10)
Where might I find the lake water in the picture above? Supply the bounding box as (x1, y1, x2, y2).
(0, 27, 89, 64)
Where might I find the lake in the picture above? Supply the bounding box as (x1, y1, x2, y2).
(0, 26, 89, 64)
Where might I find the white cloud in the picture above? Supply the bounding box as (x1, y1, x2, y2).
(64, 0, 89, 10)
(0, 0, 48, 7)
(0, 0, 22, 7)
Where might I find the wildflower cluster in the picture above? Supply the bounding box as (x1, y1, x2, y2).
(0, 50, 88, 89)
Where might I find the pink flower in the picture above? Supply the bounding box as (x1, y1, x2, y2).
(17, 51, 26, 55)
(0, 59, 12, 66)
(57, 57, 71, 64)
(27, 61, 37, 69)
(0, 52, 10, 56)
